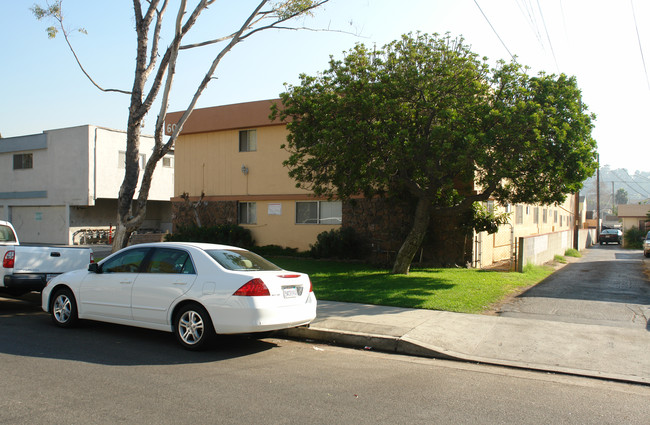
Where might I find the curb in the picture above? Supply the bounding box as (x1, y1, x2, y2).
(278, 325, 650, 386)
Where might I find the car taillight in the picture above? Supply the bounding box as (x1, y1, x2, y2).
(233, 278, 270, 296)
(309, 278, 313, 292)
(90, 252, 94, 263)
(3, 250, 15, 269)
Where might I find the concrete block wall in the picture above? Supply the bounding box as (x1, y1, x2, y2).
(517, 228, 597, 271)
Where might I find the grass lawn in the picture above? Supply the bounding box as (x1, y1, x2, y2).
(271, 257, 556, 314)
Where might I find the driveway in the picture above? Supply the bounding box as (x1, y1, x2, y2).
(497, 245, 650, 329)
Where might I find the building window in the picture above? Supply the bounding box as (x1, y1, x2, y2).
(486, 200, 494, 213)
(162, 156, 173, 168)
(13, 153, 33, 170)
(542, 209, 548, 224)
(296, 201, 342, 224)
(239, 129, 257, 152)
(533, 207, 539, 224)
(554, 210, 558, 223)
(119, 151, 146, 169)
(515, 205, 524, 224)
(238, 202, 257, 224)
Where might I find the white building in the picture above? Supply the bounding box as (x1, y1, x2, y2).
(0, 125, 173, 244)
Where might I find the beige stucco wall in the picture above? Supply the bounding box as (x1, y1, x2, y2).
(475, 196, 576, 268)
(240, 200, 339, 250)
(174, 125, 310, 198)
(174, 124, 339, 250)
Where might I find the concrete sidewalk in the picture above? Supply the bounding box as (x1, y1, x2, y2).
(282, 300, 650, 385)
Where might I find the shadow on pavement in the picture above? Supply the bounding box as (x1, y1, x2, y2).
(0, 295, 278, 366)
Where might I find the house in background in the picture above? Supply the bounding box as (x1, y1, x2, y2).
(0, 125, 174, 245)
(166, 99, 587, 269)
(618, 204, 650, 235)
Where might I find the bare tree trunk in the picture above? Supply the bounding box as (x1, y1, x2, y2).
(391, 196, 431, 274)
(111, 224, 132, 251)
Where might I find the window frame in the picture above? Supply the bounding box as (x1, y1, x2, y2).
(146, 248, 196, 274)
(238, 201, 257, 225)
(295, 201, 342, 225)
(119, 151, 146, 169)
(100, 247, 151, 274)
(515, 205, 524, 225)
(13, 153, 33, 170)
(239, 129, 257, 152)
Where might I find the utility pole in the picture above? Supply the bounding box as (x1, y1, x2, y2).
(596, 154, 600, 238)
(574, 192, 580, 249)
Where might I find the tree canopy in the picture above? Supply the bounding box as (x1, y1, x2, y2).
(273, 32, 598, 274)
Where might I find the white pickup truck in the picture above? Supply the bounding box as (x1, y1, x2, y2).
(1, 220, 93, 296)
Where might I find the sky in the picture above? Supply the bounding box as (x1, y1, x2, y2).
(1, 0, 649, 173)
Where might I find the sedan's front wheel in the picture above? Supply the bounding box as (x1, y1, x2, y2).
(174, 304, 215, 350)
(50, 288, 78, 328)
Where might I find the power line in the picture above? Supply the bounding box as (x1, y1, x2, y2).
(630, 0, 650, 90)
(621, 168, 650, 197)
(474, 0, 514, 60)
(611, 171, 650, 198)
(516, 0, 544, 48)
(536, 0, 559, 72)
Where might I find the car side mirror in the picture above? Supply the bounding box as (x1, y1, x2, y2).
(88, 263, 102, 273)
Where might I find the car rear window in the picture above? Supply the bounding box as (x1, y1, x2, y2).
(0, 225, 17, 242)
(206, 249, 282, 271)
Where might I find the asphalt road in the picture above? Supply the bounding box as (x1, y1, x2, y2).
(498, 245, 650, 329)
(1, 294, 650, 424)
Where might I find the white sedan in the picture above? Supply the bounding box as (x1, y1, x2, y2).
(42, 242, 317, 350)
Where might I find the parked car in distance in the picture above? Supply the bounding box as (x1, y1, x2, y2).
(599, 228, 622, 245)
(42, 242, 317, 350)
(644, 231, 650, 258)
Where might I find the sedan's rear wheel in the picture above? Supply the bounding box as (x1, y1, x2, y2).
(174, 304, 215, 350)
(50, 288, 78, 328)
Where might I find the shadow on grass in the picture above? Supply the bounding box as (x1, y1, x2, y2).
(313, 272, 455, 309)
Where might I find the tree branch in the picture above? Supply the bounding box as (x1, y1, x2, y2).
(53, 2, 132, 94)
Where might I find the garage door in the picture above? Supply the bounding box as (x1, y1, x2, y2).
(10, 206, 68, 244)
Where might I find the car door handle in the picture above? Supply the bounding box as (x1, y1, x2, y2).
(173, 282, 187, 285)
(120, 281, 132, 285)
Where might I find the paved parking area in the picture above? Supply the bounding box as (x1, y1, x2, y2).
(497, 245, 650, 329)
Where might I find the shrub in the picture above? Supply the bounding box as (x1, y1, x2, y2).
(553, 254, 567, 264)
(624, 226, 644, 249)
(564, 248, 581, 258)
(252, 244, 306, 257)
(165, 224, 254, 249)
(310, 227, 371, 260)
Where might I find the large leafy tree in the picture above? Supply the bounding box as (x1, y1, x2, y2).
(273, 33, 598, 274)
(32, 0, 330, 252)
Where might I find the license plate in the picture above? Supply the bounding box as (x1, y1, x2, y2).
(282, 286, 298, 298)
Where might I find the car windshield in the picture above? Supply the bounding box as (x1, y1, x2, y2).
(601, 229, 617, 234)
(206, 249, 282, 271)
